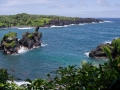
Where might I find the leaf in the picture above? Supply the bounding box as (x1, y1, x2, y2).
(99, 64, 102, 73)
(0, 83, 4, 87)
(102, 46, 113, 66)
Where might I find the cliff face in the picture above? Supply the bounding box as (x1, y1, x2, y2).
(43, 18, 103, 27)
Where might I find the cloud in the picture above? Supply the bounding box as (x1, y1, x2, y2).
(1, 0, 52, 7)
(48, 5, 57, 8)
(59, 3, 75, 8)
(48, 3, 75, 9)
(96, 0, 111, 7)
(78, 0, 87, 6)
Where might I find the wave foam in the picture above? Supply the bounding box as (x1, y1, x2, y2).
(18, 27, 34, 29)
(104, 21, 113, 23)
(50, 24, 77, 28)
(79, 23, 85, 25)
(8, 80, 30, 86)
(85, 52, 89, 57)
(17, 43, 47, 54)
(99, 21, 104, 23)
(41, 43, 48, 47)
(18, 46, 29, 54)
(104, 41, 111, 44)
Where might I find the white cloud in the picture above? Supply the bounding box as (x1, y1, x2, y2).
(78, 0, 87, 6)
(96, 0, 110, 7)
(48, 3, 75, 9)
(59, 3, 75, 8)
(1, 0, 51, 7)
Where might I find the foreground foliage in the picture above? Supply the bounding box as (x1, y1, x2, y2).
(0, 47, 120, 90)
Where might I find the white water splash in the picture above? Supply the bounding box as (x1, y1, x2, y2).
(104, 21, 113, 23)
(18, 27, 35, 29)
(84, 52, 89, 57)
(17, 43, 48, 54)
(104, 41, 111, 44)
(79, 23, 85, 25)
(99, 21, 104, 23)
(70, 24, 75, 25)
(18, 46, 29, 54)
(8, 80, 30, 86)
(41, 43, 48, 47)
(50, 25, 67, 28)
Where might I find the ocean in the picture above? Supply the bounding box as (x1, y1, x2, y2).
(0, 18, 120, 81)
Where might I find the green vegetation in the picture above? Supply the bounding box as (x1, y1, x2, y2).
(111, 38, 120, 54)
(2, 32, 17, 48)
(0, 46, 120, 89)
(27, 34, 33, 39)
(3, 32, 17, 39)
(3, 41, 15, 48)
(0, 13, 79, 27)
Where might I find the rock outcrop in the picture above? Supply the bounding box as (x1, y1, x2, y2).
(89, 38, 120, 58)
(89, 43, 113, 58)
(0, 27, 42, 55)
(19, 27, 42, 49)
(0, 32, 20, 54)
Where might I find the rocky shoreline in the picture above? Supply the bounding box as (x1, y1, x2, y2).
(42, 18, 103, 27)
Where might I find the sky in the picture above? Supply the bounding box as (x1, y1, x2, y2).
(0, 0, 120, 18)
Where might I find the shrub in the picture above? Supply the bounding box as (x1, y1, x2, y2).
(4, 32, 17, 38)
(111, 38, 120, 54)
(27, 34, 33, 39)
(4, 41, 15, 48)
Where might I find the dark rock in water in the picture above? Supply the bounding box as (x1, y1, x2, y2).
(35, 26, 39, 32)
(19, 31, 42, 49)
(89, 43, 113, 58)
(0, 44, 4, 51)
(0, 32, 20, 54)
(0, 27, 42, 55)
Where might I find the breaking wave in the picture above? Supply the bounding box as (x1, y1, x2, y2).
(41, 43, 48, 47)
(18, 46, 29, 54)
(104, 21, 113, 23)
(104, 41, 111, 44)
(84, 52, 89, 57)
(8, 80, 30, 86)
(79, 23, 85, 25)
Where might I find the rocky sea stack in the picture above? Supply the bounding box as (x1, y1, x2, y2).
(0, 27, 42, 54)
(89, 38, 120, 59)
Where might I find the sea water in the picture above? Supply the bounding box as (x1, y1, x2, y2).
(0, 18, 120, 81)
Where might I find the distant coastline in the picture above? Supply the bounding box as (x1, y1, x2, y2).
(0, 13, 103, 29)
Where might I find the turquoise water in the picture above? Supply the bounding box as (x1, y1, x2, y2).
(0, 18, 120, 80)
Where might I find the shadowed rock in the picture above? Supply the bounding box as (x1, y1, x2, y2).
(89, 43, 114, 58)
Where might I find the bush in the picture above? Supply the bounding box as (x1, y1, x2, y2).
(3, 41, 15, 48)
(27, 34, 33, 39)
(4, 32, 17, 38)
(111, 38, 120, 54)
